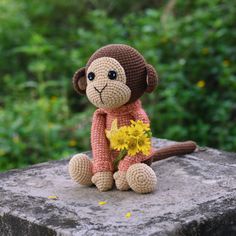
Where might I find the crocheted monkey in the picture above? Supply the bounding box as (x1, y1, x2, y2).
(69, 44, 196, 193)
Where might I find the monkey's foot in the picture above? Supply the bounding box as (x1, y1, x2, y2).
(126, 163, 157, 194)
(68, 154, 93, 186)
(91, 172, 114, 192)
(113, 171, 130, 191)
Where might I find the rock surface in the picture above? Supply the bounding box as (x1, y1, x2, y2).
(0, 138, 236, 236)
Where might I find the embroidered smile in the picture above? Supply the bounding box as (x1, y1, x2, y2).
(94, 84, 108, 104)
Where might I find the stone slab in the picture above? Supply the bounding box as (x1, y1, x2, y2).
(0, 138, 236, 236)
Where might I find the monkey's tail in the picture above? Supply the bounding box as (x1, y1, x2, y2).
(151, 141, 197, 163)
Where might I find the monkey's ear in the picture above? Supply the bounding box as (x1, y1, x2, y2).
(72, 67, 87, 95)
(145, 64, 159, 93)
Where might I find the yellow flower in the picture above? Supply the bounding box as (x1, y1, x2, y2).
(105, 119, 119, 140)
(196, 80, 205, 88)
(127, 137, 139, 156)
(125, 212, 132, 219)
(223, 60, 230, 67)
(98, 201, 107, 206)
(50, 96, 58, 102)
(137, 135, 151, 156)
(109, 119, 152, 162)
(160, 37, 168, 43)
(68, 139, 77, 147)
(0, 149, 6, 156)
(47, 122, 54, 128)
(201, 47, 209, 55)
(48, 195, 58, 200)
(110, 129, 128, 150)
(127, 125, 143, 137)
(130, 120, 150, 132)
(119, 126, 129, 135)
(12, 135, 20, 144)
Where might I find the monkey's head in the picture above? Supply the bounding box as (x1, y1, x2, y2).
(73, 44, 158, 109)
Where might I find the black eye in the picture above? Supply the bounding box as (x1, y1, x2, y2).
(108, 70, 117, 80)
(88, 72, 95, 81)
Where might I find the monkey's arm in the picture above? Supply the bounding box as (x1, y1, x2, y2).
(91, 109, 114, 174)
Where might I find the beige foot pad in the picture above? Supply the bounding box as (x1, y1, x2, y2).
(126, 163, 157, 193)
(113, 171, 130, 191)
(68, 154, 93, 186)
(91, 172, 114, 192)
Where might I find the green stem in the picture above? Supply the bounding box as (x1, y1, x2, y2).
(113, 149, 127, 170)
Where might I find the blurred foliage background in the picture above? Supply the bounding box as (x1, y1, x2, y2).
(0, 0, 235, 171)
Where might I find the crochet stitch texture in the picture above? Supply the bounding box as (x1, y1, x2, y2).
(69, 44, 197, 193)
(91, 99, 155, 174)
(87, 44, 151, 103)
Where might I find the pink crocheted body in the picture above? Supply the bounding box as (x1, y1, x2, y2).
(91, 99, 155, 174)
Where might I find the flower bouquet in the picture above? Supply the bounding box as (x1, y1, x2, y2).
(106, 120, 152, 168)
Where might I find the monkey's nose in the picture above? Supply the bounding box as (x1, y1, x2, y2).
(94, 86, 102, 94)
(94, 84, 107, 94)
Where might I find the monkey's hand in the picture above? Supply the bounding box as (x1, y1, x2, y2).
(91, 172, 114, 192)
(113, 171, 130, 191)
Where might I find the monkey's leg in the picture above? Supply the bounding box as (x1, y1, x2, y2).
(126, 163, 157, 194)
(113, 171, 130, 191)
(115, 150, 157, 192)
(114, 154, 145, 191)
(68, 154, 93, 186)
